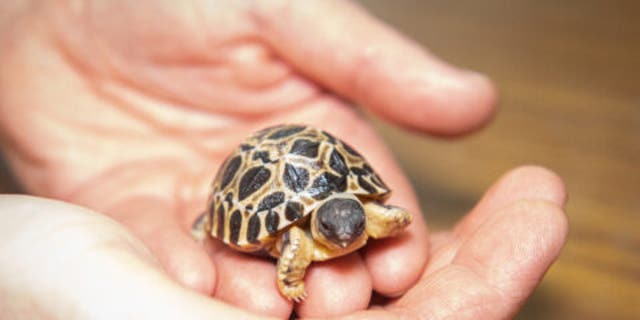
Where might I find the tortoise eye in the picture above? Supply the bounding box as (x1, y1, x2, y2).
(320, 221, 330, 231)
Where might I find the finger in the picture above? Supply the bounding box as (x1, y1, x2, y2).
(253, 0, 496, 136)
(455, 165, 567, 237)
(314, 109, 429, 296)
(0, 195, 264, 320)
(210, 244, 293, 319)
(360, 172, 428, 297)
(454, 200, 568, 302)
(108, 196, 217, 295)
(425, 165, 567, 274)
(296, 253, 372, 318)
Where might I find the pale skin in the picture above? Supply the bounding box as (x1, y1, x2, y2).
(0, 167, 568, 320)
(0, 0, 568, 319)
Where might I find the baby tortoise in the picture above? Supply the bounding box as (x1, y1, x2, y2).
(192, 124, 412, 302)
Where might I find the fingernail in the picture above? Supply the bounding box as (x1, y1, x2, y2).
(423, 68, 491, 92)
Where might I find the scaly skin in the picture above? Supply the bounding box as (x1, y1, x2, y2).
(364, 202, 413, 239)
(273, 195, 411, 301)
(276, 226, 313, 302)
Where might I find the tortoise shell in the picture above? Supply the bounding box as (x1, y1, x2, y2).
(207, 124, 390, 251)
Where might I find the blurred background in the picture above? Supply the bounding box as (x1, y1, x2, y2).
(0, 0, 637, 319)
(359, 0, 639, 319)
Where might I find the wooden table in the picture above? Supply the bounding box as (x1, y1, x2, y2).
(360, 0, 639, 318)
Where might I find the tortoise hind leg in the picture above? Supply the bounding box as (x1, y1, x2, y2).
(190, 211, 211, 242)
(276, 226, 313, 302)
(363, 202, 412, 239)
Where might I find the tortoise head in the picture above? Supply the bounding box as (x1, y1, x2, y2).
(311, 194, 366, 250)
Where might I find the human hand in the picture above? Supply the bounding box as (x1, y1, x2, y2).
(328, 166, 568, 320)
(0, 167, 567, 320)
(0, 0, 495, 318)
(0, 195, 269, 320)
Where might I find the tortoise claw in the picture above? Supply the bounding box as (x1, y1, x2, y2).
(283, 284, 307, 303)
(292, 291, 307, 303)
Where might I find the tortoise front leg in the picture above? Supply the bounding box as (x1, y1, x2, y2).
(363, 202, 412, 239)
(276, 226, 313, 302)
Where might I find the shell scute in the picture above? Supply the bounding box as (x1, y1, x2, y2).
(208, 125, 390, 250)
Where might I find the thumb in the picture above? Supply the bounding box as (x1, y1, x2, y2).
(253, 0, 496, 135)
(0, 195, 267, 320)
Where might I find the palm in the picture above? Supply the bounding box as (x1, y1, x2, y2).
(0, 0, 507, 318)
(1, 1, 431, 317)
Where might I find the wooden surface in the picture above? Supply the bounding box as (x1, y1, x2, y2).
(0, 1, 638, 319)
(360, 0, 640, 319)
